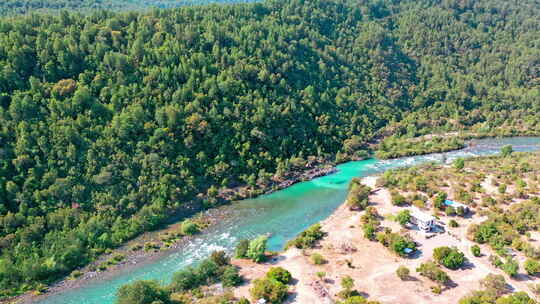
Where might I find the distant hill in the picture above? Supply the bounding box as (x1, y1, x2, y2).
(0, 0, 255, 16)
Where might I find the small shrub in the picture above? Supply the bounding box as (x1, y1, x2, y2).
(220, 266, 242, 287)
(235, 239, 250, 258)
(416, 262, 450, 285)
(449, 219, 459, 227)
(311, 253, 326, 265)
(430, 285, 442, 294)
(180, 220, 200, 235)
(363, 222, 377, 241)
(130, 244, 143, 251)
(70, 270, 83, 279)
(237, 298, 250, 304)
(210, 250, 230, 266)
(524, 259, 540, 276)
(501, 258, 519, 277)
(391, 191, 407, 206)
(266, 267, 292, 284)
(341, 275, 354, 290)
(471, 245, 481, 257)
(480, 274, 509, 296)
(396, 210, 411, 227)
(144, 242, 160, 252)
(453, 158, 464, 170)
(396, 265, 410, 280)
(316, 271, 326, 280)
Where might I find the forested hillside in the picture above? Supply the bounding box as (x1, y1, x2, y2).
(0, 0, 253, 16)
(0, 0, 539, 298)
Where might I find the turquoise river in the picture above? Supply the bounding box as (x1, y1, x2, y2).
(36, 137, 540, 304)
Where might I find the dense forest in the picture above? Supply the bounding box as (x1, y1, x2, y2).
(0, 0, 253, 16)
(0, 0, 539, 298)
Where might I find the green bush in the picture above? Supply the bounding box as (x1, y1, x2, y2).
(479, 274, 510, 296)
(237, 298, 250, 304)
(247, 235, 268, 263)
(339, 296, 368, 304)
(434, 192, 448, 210)
(362, 223, 377, 241)
(416, 262, 450, 285)
(180, 220, 200, 235)
(116, 280, 169, 304)
(220, 266, 242, 287)
(286, 223, 325, 249)
(471, 245, 481, 257)
(396, 265, 410, 280)
(396, 210, 411, 227)
(250, 278, 288, 304)
(524, 259, 540, 276)
(454, 158, 465, 170)
(235, 240, 250, 258)
(311, 253, 326, 265)
(433, 246, 465, 270)
(210, 250, 230, 266)
(501, 258, 519, 277)
(170, 268, 201, 292)
(391, 191, 407, 206)
(449, 219, 459, 227)
(266, 267, 292, 285)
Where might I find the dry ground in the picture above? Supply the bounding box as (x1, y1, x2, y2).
(232, 176, 540, 304)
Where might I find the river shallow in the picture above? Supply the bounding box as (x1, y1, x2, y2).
(35, 137, 540, 304)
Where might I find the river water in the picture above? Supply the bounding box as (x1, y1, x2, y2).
(36, 137, 540, 304)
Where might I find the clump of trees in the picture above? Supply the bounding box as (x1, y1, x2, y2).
(235, 235, 268, 263)
(376, 136, 465, 160)
(361, 207, 380, 241)
(250, 267, 292, 303)
(458, 274, 535, 304)
(376, 229, 416, 257)
(285, 223, 325, 249)
(116, 250, 242, 304)
(396, 210, 411, 227)
(433, 246, 466, 270)
(416, 261, 450, 286)
(347, 179, 372, 211)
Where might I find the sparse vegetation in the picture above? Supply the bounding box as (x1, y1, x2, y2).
(416, 261, 451, 285)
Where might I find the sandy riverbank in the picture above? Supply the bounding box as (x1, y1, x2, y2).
(232, 175, 540, 303)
